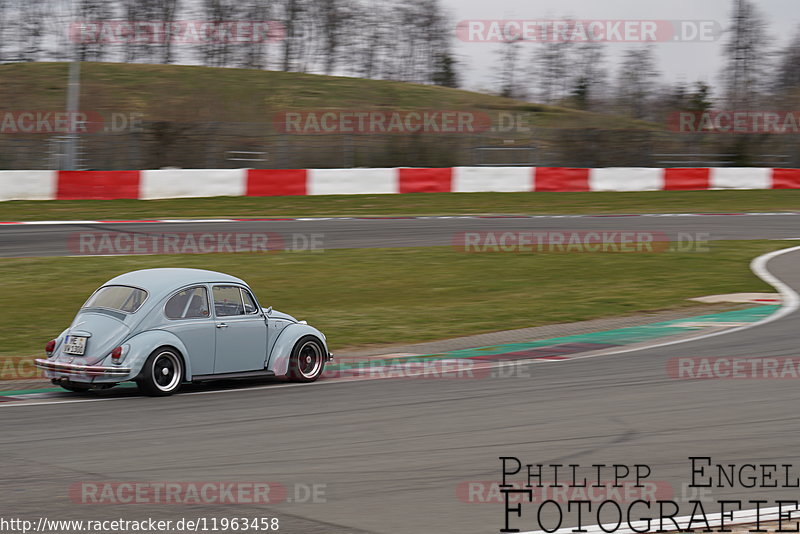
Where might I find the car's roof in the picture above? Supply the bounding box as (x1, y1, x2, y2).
(102, 268, 247, 296)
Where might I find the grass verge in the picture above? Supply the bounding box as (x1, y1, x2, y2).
(2, 190, 800, 222)
(0, 240, 790, 377)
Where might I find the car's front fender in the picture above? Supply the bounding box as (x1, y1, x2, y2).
(268, 324, 330, 376)
(103, 329, 192, 381)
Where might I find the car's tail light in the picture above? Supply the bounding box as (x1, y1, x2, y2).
(110, 345, 128, 364)
(45, 339, 56, 356)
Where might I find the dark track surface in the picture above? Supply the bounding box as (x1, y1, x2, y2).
(1, 213, 799, 256)
(2, 209, 798, 532)
(1, 241, 799, 533)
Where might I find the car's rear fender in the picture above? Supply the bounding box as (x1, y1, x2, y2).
(52, 328, 69, 353)
(267, 324, 329, 376)
(108, 330, 192, 381)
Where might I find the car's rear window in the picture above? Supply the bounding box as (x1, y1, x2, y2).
(83, 285, 148, 314)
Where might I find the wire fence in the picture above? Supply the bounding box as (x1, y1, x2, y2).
(2, 121, 799, 170)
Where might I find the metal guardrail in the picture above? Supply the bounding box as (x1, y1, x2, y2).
(48, 136, 88, 171)
(654, 153, 792, 167)
(0, 125, 797, 170)
(226, 150, 268, 163)
(473, 146, 536, 166)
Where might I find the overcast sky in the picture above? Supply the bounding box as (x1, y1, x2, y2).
(440, 0, 800, 96)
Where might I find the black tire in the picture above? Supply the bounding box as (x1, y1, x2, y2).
(287, 336, 325, 383)
(136, 347, 184, 396)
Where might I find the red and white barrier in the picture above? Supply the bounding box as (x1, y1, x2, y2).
(709, 167, 772, 190)
(308, 168, 397, 195)
(590, 167, 664, 192)
(0, 170, 58, 200)
(452, 167, 531, 193)
(1, 167, 799, 201)
(141, 169, 246, 200)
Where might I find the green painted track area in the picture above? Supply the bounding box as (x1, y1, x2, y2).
(327, 305, 777, 370)
(0, 305, 777, 398)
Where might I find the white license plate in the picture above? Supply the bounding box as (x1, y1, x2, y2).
(63, 335, 87, 355)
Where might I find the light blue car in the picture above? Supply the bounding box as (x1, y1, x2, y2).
(35, 268, 333, 396)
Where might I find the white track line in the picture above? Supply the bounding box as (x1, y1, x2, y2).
(0, 376, 366, 407)
(1, 213, 799, 226)
(562, 245, 800, 363)
(0, 360, 559, 408)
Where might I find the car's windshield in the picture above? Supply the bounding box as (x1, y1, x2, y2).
(83, 285, 147, 314)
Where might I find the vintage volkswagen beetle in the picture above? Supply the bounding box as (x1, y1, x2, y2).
(35, 268, 333, 396)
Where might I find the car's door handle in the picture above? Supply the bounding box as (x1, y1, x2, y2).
(216, 323, 228, 328)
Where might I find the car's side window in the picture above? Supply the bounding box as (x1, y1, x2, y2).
(165, 287, 209, 319)
(213, 286, 245, 317)
(241, 289, 259, 314)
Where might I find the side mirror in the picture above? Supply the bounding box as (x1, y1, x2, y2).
(266, 306, 272, 315)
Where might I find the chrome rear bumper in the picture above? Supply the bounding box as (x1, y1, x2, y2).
(35, 359, 131, 377)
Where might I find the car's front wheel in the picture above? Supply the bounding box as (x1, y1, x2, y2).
(137, 348, 184, 396)
(287, 336, 325, 383)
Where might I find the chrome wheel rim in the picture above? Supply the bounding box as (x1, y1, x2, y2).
(152, 351, 181, 392)
(297, 341, 322, 379)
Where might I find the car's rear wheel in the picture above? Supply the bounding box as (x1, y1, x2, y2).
(137, 348, 183, 396)
(287, 336, 325, 383)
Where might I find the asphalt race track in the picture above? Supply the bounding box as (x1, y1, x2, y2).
(1, 214, 800, 534)
(0, 213, 799, 257)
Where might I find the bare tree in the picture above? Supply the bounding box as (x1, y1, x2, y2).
(315, 0, 352, 75)
(531, 20, 577, 104)
(119, 0, 180, 64)
(238, 0, 273, 69)
(279, 0, 306, 71)
(652, 79, 714, 123)
(0, 0, 459, 83)
(723, 0, 770, 108)
(345, 0, 388, 78)
(196, 0, 240, 67)
(616, 46, 660, 120)
(158, 0, 180, 64)
(14, 0, 49, 61)
(496, 35, 522, 98)
(378, 0, 451, 84)
(432, 51, 458, 88)
(72, 0, 115, 62)
(0, 0, 8, 62)
(390, 1, 424, 81)
(420, 0, 455, 85)
(336, 0, 456, 84)
(774, 25, 800, 105)
(688, 81, 714, 113)
(569, 42, 606, 110)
